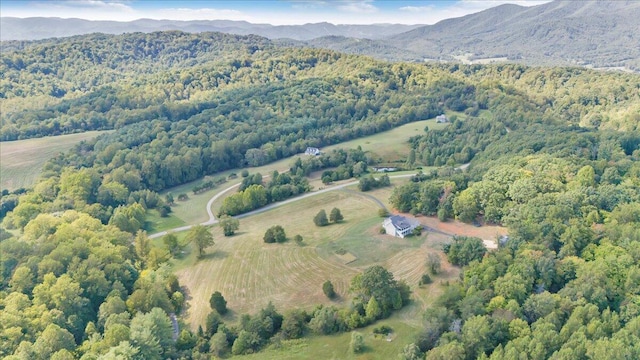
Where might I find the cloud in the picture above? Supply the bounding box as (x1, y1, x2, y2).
(337, 0, 378, 14)
(399, 5, 435, 13)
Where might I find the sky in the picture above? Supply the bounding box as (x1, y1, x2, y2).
(0, 0, 552, 25)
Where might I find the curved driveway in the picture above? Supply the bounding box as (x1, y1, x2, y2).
(149, 164, 469, 239)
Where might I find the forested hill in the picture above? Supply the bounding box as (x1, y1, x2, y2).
(1, 30, 640, 359)
(298, 0, 640, 71)
(0, 17, 421, 41)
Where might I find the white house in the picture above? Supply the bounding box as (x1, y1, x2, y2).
(304, 147, 321, 156)
(436, 114, 448, 123)
(383, 215, 421, 238)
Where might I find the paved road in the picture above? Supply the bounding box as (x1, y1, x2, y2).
(149, 164, 469, 239)
(149, 182, 239, 239)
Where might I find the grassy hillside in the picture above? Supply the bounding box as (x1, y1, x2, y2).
(0, 130, 106, 190)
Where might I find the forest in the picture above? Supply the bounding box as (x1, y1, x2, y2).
(1, 31, 640, 359)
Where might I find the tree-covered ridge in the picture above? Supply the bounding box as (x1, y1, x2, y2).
(2, 31, 639, 141)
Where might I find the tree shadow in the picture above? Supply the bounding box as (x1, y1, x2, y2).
(199, 250, 229, 261)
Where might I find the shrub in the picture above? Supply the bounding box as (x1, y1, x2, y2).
(313, 209, 329, 227)
(350, 331, 365, 353)
(209, 291, 228, 315)
(264, 225, 287, 243)
(323, 280, 336, 299)
(419, 273, 433, 285)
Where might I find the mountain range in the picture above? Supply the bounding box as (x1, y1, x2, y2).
(2, 0, 639, 71)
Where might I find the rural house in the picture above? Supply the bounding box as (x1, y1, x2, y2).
(304, 147, 321, 156)
(436, 114, 448, 123)
(383, 215, 420, 238)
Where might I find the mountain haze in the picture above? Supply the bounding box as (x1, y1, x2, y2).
(0, 17, 421, 41)
(384, 0, 640, 70)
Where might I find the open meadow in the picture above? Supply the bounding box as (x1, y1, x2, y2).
(0, 131, 108, 190)
(160, 115, 446, 227)
(174, 181, 459, 329)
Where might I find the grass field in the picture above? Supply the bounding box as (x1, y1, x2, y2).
(322, 118, 448, 165)
(175, 185, 459, 334)
(0, 131, 108, 190)
(158, 116, 450, 227)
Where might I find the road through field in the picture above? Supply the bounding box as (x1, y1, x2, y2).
(149, 164, 469, 239)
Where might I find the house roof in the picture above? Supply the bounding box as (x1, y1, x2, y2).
(387, 215, 417, 230)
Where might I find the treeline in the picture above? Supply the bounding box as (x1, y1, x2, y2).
(196, 266, 410, 357)
(289, 147, 370, 183)
(218, 171, 311, 216)
(393, 127, 640, 359)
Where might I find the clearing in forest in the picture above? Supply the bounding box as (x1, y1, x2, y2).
(0, 131, 108, 190)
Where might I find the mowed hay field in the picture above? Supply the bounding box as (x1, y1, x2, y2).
(0, 131, 107, 190)
(322, 118, 448, 164)
(176, 185, 458, 332)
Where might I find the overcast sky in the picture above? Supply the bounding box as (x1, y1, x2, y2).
(1, 0, 552, 25)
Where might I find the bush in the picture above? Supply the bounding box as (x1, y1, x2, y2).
(209, 291, 228, 315)
(313, 209, 329, 227)
(426, 253, 441, 275)
(241, 169, 250, 178)
(329, 207, 344, 223)
(264, 225, 287, 243)
(219, 215, 240, 236)
(350, 331, 365, 353)
(373, 325, 393, 336)
(419, 273, 433, 285)
(323, 280, 336, 299)
(378, 208, 390, 217)
(293, 234, 304, 246)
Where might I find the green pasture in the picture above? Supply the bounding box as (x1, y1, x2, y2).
(0, 131, 108, 190)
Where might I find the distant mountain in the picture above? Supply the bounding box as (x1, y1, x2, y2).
(0, 17, 421, 41)
(384, 0, 640, 71)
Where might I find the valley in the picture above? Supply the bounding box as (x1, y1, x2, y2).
(1, 2, 640, 359)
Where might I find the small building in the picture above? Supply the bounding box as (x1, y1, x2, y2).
(373, 166, 397, 172)
(304, 147, 321, 156)
(436, 114, 448, 123)
(383, 215, 421, 238)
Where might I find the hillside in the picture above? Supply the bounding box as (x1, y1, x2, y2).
(1, 30, 640, 359)
(0, 17, 421, 41)
(386, 0, 640, 71)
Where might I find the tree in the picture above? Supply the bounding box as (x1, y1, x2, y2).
(350, 265, 410, 318)
(165, 193, 174, 205)
(209, 291, 228, 315)
(314, 209, 329, 227)
(263, 225, 287, 243)
(365, 296, 382, 321)
(329, 207, 344, 223)
(294, 234, 304, 246)
(350, 331, 365, 353)
(162, 233, 180, 256)
(443, 236, 486, 266)
(281, 309, 307, 339)
(209, 330, 229, 357)
(323, 280, 336, 299)
(185, 225, 214, 258)
(426, 253, 441, 275)
(231, 330, 261, 355)
(400, 343, 423, 360)
(219, 215, 240, 236)
(33, 324, 76, 360)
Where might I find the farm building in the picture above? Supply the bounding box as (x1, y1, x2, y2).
(304, 147, 321, 156)
(383, 215, 421, 238)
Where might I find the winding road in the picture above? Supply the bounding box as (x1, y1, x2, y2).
(149, 173, 414, 239)
(149, 164, 470, 239)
